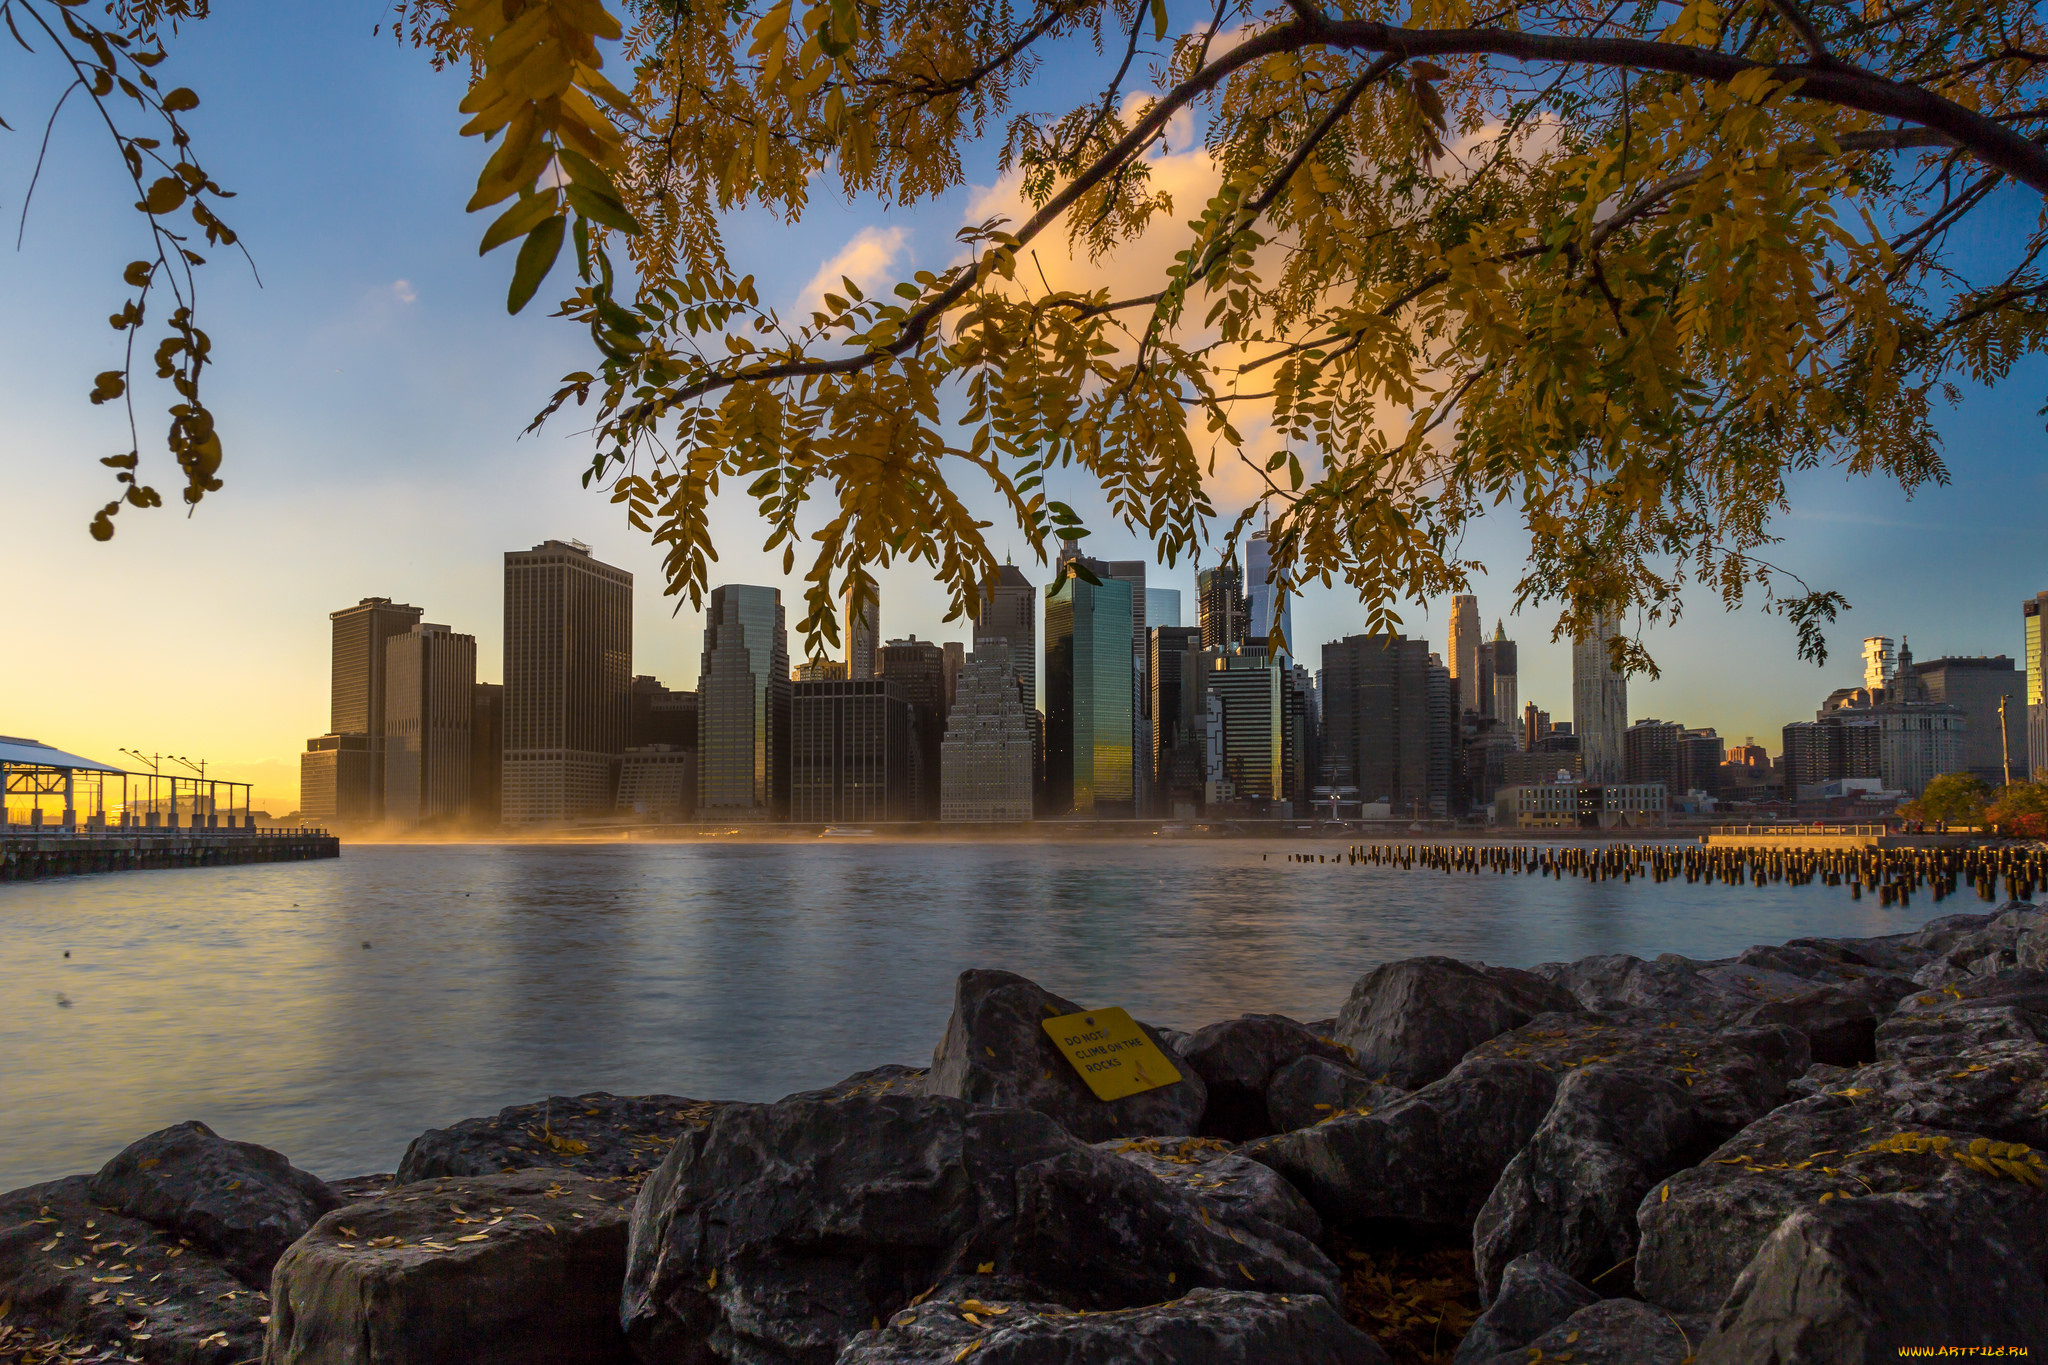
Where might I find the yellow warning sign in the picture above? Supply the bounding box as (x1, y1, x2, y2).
(1041, 1006, 1184, 1101)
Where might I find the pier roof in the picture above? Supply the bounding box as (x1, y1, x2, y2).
(0, 736, 126, 773)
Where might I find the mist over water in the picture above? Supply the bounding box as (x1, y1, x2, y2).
(0, 839, 1950, 1189)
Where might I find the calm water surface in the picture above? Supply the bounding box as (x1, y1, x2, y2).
(0, 838, 1951, 1189)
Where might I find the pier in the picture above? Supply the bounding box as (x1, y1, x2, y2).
(0, 825, 339, 880)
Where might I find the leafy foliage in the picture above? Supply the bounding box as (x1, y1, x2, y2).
(1899, 771, 1987, 826)
(1986, 780, 2048, 839)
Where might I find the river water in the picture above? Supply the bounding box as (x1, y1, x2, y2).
(0, 838, 1954, 1190)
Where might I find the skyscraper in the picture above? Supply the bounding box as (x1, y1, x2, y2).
(383, 623, 477, 829)
(1321, 634, 1434, 817)
(941, 641, 1035, 822)
(2027, 592, 2048, 778)
(844, 581, 881, 680)
(976, 563, 1037, 709)
(878, 636, 949, 817)
(1145, 588, 1183, 630)
(1197, 554, 1245, 653)
(1203, 654, 1283, 805)
(503, 541, 633, 823)
(1862, 636, 1897, 692)
(789, 678, 915, 822)
(1150, 624, 1206, 811)
(1906, 653, 2021, 786)
(942, 640, 965, 710)
(311, 596, 423, 821)
(1045, 563, 1135, 815)
(1245, 529, 1294, 661)
(1477, 620, 1519, 739)
(1448, 594, 1481, 715)
(1425, 652, 1452, 816)
(1572, 612, 1630, 783)
(471, 682, 503, 823)
(698, 584, 791, 820)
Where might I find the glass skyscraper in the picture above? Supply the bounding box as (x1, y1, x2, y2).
(1044, 565, 1134, 815)
(502, 541, 633, 824)
(698, 584, 790, 820)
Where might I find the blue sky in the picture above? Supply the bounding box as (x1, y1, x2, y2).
(3, 3, 2043, 808)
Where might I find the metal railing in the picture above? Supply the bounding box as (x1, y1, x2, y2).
(1, 822, 331, 839)
(1706, 823, 1886, 837)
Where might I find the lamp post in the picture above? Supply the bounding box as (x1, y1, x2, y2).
(2000, 694, 2013, 791)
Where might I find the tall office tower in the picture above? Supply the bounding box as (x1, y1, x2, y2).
(1425, 653, 1452, 815)
(844, 582, 881, 680)
(878, 636, 949, 817)
(503, 540, 633, 823)
(1862, 636, 1898, 692)
(1448, 594, 1481, 715)
(976, 563, 1038, 709)
(1624, 718, 1683, 790)
(383, 623, 477, 828)
(1523, 703, 1551, 751)
(2027, 592, 2048, 779)
(789, 678, 916, 822)
(941, 642, 1035, 822)
(1149, 624, 1206, 812)
(1197, 553, 1246, 652)
(313, 596, 423, 821)
(1245, 529, 1295, 661)
(1906, 653, 2022, 785)
(793, 659, 848, 682)
(1045, 563, 1135, 815)
(698, 584, 791, 820)
(1094, 558, 1148, 811)
(942, 641, 965, 710)
(1203, 654, 1283, 805)
(471, 683, 504, 823)
(1572, 612, 1630, 782)
(1321, 634, 1434, 818)
(1476, 620, 1519, 739)
(1283, 661, 1318, 811)
(1146, 588, 1183, 630)
(1678, 727, 1725, 795)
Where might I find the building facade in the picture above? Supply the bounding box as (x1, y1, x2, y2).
(1045, 565, 1135, 815)
(1149, 625, 1207, 814)
(844, 582, 881, 680)
(1197, 555, 1246, 653)
(976, 563, 1038, 710)
(617, 747, 694, 817)
(1146, 588, 1183, 630)
(502, 541, 633, 824)
(941, 642, 1035, 822)
(1572, 612, 1629, 782)
(1496, 781, 1668, 827)
(878, 637, 949, 818)
(1204, 653, 1283, 807)
(1425, 653, 1452, 816)
(1908, 654, 2022, 786)
(790, 678, 916, 822)
(471, 682, 503, 823)
(1245, 529, 1294, 661)
(383, 623, 477, 828)
(697, 584, 791, 820)
(1449, 594, 1481, 715)
(1863, 636, 1897, 692)
(310, 596, 423, 821)
(1477, 620, 1518, 735)
(301, 734, 376, 823)
(2030, 593, 2048, 779)
(1321, 634, 1433, 819)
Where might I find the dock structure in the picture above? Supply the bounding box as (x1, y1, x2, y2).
(1, 825, 340, 880)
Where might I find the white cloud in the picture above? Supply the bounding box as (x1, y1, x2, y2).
(391, 279, 418, 305)
(796, 225, 910, 315)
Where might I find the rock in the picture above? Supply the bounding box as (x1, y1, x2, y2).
(1908, 907, 2048, 983)
(1096, 1136, 1322, 1242)
(1451, 1254, 1597, 1365)
(1176, 1014, 1356, 1140)
(1817, 1046, 2048, 1149)
(264, 1169, 634, 1365)
(1875, 971, 2048, 1059)
(0, 1173, 267, 1364)
(1331, 958, 1579, 1089)
(1263, 1055, 1410, 1134)
(395, 1091, 729, 1184)
(1534, 953, 1720, 1016)
(622, 1091, 1338, 1365)
(1634, 1095, 2048, 1314)
(1481, 1297, 1702, 1365)
(1699, 1192, 2048, 1363)
(85, 1121, 338, 1288)
(924, 970, 1205, 1142)
(1734, 989, 1883, 1068)
(1242, 1057, 1560, 1232)
(836, 1287, 1393, 1364)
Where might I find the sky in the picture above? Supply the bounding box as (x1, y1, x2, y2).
(3, 3, 2045, 811)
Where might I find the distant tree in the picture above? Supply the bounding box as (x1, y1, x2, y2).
(1987, 781, 2048, 840)
(18, 0, 2048, 665)
(1900, 772, 1986, 826)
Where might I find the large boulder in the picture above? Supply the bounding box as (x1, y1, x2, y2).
(1476, 1297, 1702, 1365)
(836, 1288, 1392, 1364)
(925, 971, 1205, 1142)
(1875, 971, 2048, 1059)
(86, 1121, 339, 1287)
(621, 1091, 1338, 1365)
(263, 1169, 634, 1365)
(1634, 1095, 2048, 1314)
(396, 1091, 730, 1183)
(1698, 1192, 2048, 1363)
(1533, 953, 1723, 1017)
(1907, 906, 2048, 984)
(1811, 1045, 2048, 1149)
(0, 1173, 267, 1364)
(1096, 1137, 1322, 1242)
(1451, 1254, 1597, 1365)
(1176, 1014, 1356, 1140)
(1263, 1055, 1410, 1135)
(1471, 1019, 1808, 1298)
(1331, 958, 1579, 1089)
(1242, 1057, 1560, 1232)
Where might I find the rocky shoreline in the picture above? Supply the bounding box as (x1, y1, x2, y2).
(5, 905, 2047, 1363)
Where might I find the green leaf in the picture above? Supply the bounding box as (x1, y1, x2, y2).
(507, 213, 566, 314)
(566, 183, 642, 235)
(480, 191, 560, 255)
(1150, 0, 1168, 39)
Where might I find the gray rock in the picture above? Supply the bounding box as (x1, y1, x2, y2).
(621, 1091, 1339, 1365)
(1533, 953, 1721, 1016)
(0, 1173, 266, 1364)
(395, 1091, 728, 1184)
(1177, 1014, 1356, 1140)
(1242, 1057, 1560, 1232)
(925, 970, 1205, 1142)
(1876, 971, 2048, 1059)
(1451, 1253, 1597, 1364)
(1819, 1045, 2048, 1149)
(1908, 907, 2048, 983)
(1264, 1055, 1410, 1134)
(1331, 957, 1579, 1089)
(1483, 1297, 1701, 1365)
(265, 1168, 633, 1365)
(837, 1288, 1392, 1364)
(1095, 1136, 1322, 1242)
(85, 1120, 338, 1288)
(1634, 1095, 2048, 1313)
(1699, 1193, 2048, 1363)
(1734, 989, 1883, 1068)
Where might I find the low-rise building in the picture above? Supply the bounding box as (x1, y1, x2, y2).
(1496, 781, 1668, 828)
(616, 746, 695, 818)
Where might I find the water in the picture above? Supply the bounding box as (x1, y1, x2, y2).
(0, 839, 1950, 1191)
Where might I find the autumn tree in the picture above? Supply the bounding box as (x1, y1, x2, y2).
(18, 0, 2048, 661)
(1901, 771, 1987, 825)
(1987, 780, 2048, 839)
